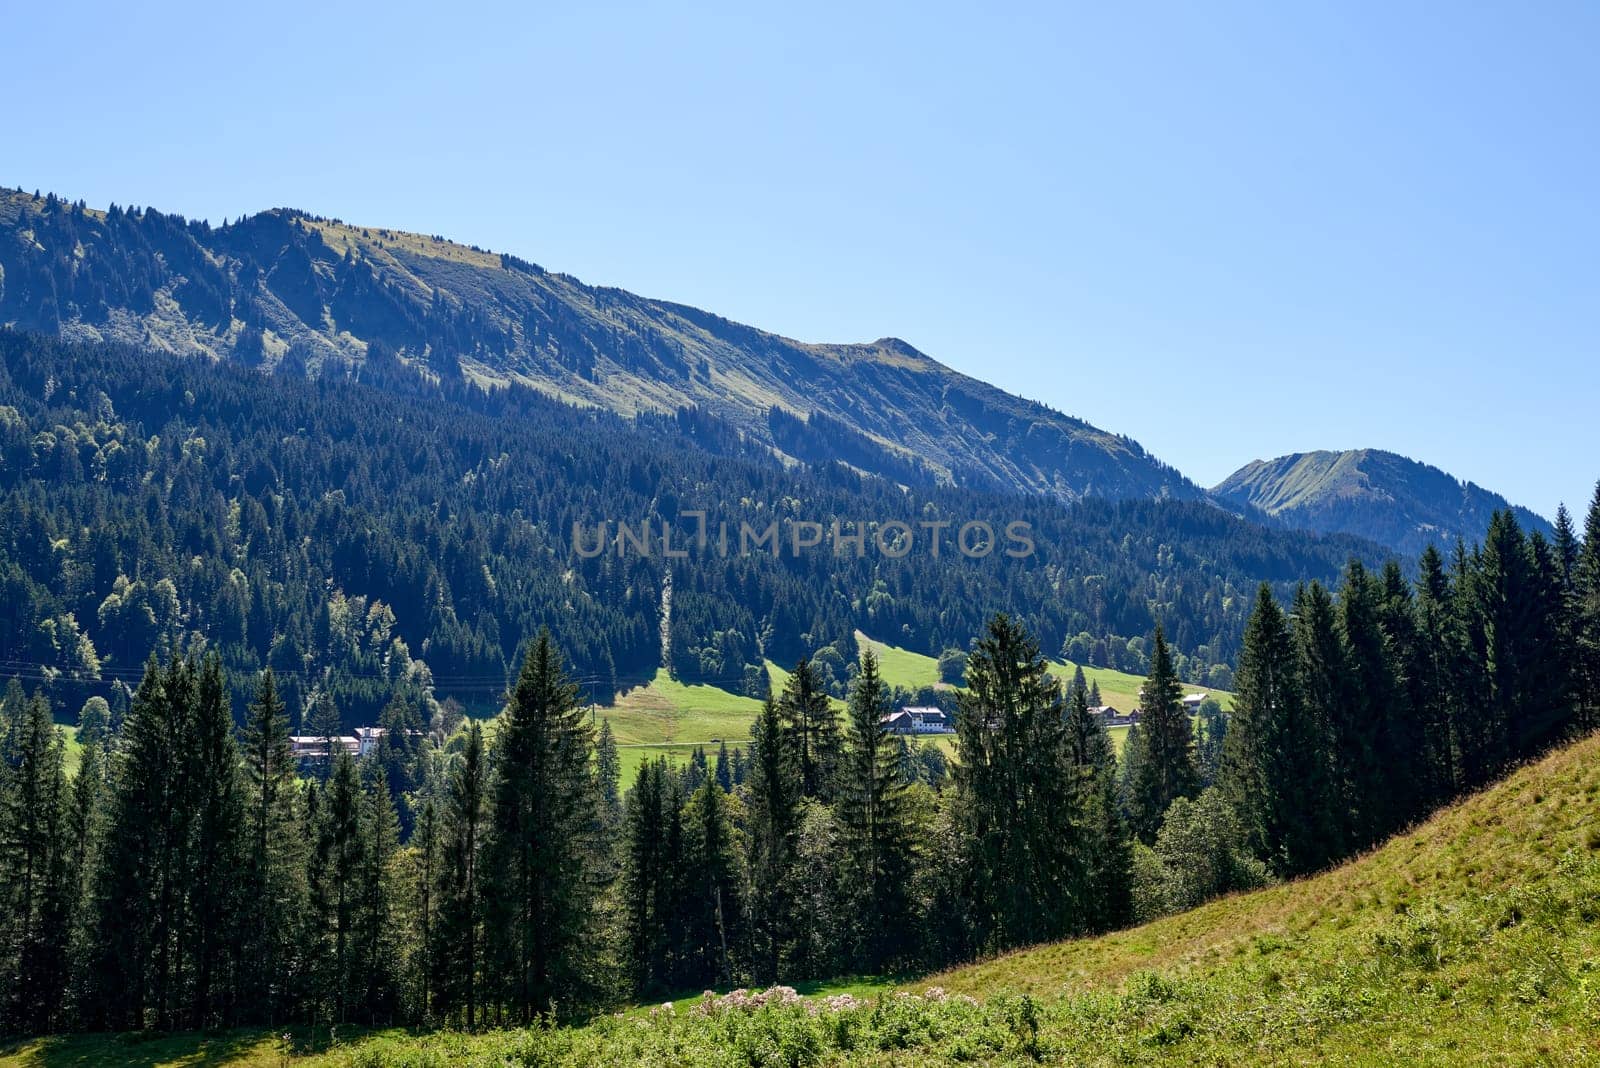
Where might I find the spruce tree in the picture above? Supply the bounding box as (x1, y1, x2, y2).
(411, 797, 439, 1024)
(240, 668, 307, 1024)
(683, 775, 742, 986)
(621, 758, 671, 994)
(1335, 561, 1405, 845)
(1125, 627, 1197, 844)
(779, 658, 842, 800)
(435, 721, 486, 1028)
(1063, 684, 1131, 931)
(953, 614, 1087, 951)
(187, 654, 246, 1028)
(482, 630, 598, 1021)
(744, 689, 798, 982)
(0, 691, 71, 1033)
(1577, 483, 1600, 729)
(1221, 584, 1338, 876)
(714, 740, 732, 792)
(837, 650, 915, 971)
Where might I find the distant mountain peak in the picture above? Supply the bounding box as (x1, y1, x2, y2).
(1213, 448, 1550, 556)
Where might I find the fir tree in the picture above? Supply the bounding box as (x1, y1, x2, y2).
(953, 614, 1086, 952)
(1221, 584, 1338, 876)
(187, 654, 246, 1028)
(744, 689, 798, 982)
(713, 740, 732, 792)
(1577, 483, 1600, 729)
(837, 651, 915, 971)
(240, 668, 307, 1024)
(1063, 684, 1131, 931)
(779, 658, 842, 801)
(683, 775, 742, 986)
(1125, 627, 1197, 844)
(0, 691, 71, 1033)
(482, 630, 598, 1021)
(435, 721, 486, 1028)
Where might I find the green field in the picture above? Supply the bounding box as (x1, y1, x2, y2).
(591, 636, 1229, 778)
(13, 731, 1597, 1065)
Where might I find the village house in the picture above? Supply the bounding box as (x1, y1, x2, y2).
(881, 705, 953, 735)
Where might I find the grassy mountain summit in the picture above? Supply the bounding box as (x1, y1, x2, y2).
(1213, 448, 1553, 556)
(0, 188, 1198, 503)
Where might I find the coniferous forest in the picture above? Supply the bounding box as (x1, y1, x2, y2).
(0, 465, 1597, 1034)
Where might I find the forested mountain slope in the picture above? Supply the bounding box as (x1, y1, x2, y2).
(1215, 448, 1553, 557)
(0, 330, 1376, 724)
(0, 188, 1198, 503)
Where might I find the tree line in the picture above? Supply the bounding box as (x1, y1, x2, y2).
(2, 492, 1596, 1036)
(0, 329, 1378, 726)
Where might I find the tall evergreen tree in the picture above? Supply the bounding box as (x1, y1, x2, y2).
(953, 614, 1087, 952)
(435, 721, 486, 1029)
(239, 668, 307, 1024)
(682, 775, 742, 986)
(186, 654, 246, 1028)
(743, 689, 798, 982)
(1063, 684, 1131, 931)
(0, 691, 71, 1033)
(837, 651, 915, 971)
(778, 658, 842, 801)
(1335, 561, 1405, 845)
(1125, 627, 1197, 843)
(482, 630, 598, 1021)
(620, 758, 673, 995)
(1221, 584, 1338, 876)
(1578, 483, 1600, 729)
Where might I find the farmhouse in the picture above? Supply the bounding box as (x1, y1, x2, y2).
(1182, 692, 1209, 712)
(881, 706, 953, 734)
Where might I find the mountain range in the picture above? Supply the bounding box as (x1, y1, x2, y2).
(0, 187, 1551, 557)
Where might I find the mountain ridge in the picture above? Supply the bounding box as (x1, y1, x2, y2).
(1213, 447, 1553, 557)
(0, 189, 1201, 505)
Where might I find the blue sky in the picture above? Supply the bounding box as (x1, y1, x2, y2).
(6, 1, 1596, 518)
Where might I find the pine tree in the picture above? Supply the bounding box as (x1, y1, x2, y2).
(953, 614, 1087, 951)
(1577, 483, 1600, 729)
(1413, 546, 1464, 795)
(411, 797, 439, 1024)
(779, 658, 842, 800)
(620, 758, 672, 994)
(1221, 584, 1338, 876)
(1087, 680, 1102, 708)
(88, 657, 195, 1030)
(837, 650, 915, 970)
(63, 734, 105, 1021)
(186, 654, 246, 1028)
(1063, 684, 1130, 931)
(240, 668, 307, 1024)
(354, 777, 401, 1022)
(316, 750, 366, 1025)
(744, 689, 798, 982)
(482, 630, 598, 1021)
(683, 775, 742, 986)
(1335, 561, 1405, 845)
(1125, 627, 1197, 844)
(594, 719, 621, 828)
(435, 721, 486, 1028)
(0, 691, 71, 1033)
(713, 740, 732, 792)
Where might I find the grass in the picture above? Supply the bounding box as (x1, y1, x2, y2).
(594, 638, 1229, 779)
(15, 731, 1600, 1064)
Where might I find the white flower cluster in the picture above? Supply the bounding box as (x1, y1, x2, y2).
(683, 984, 977, 1018)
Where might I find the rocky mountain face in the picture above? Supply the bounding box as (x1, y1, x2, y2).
(0, 188, 1200, 504)
(1213, 448, 1552, 557)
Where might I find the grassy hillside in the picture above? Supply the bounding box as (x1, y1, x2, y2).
(597, 638, 1228, 777)
(12, 731, 1598, 1065)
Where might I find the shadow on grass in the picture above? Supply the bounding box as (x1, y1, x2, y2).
(0, 1025, 370, 1067)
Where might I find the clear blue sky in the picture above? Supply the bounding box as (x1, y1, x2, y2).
(7, 1, 1596, 518)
